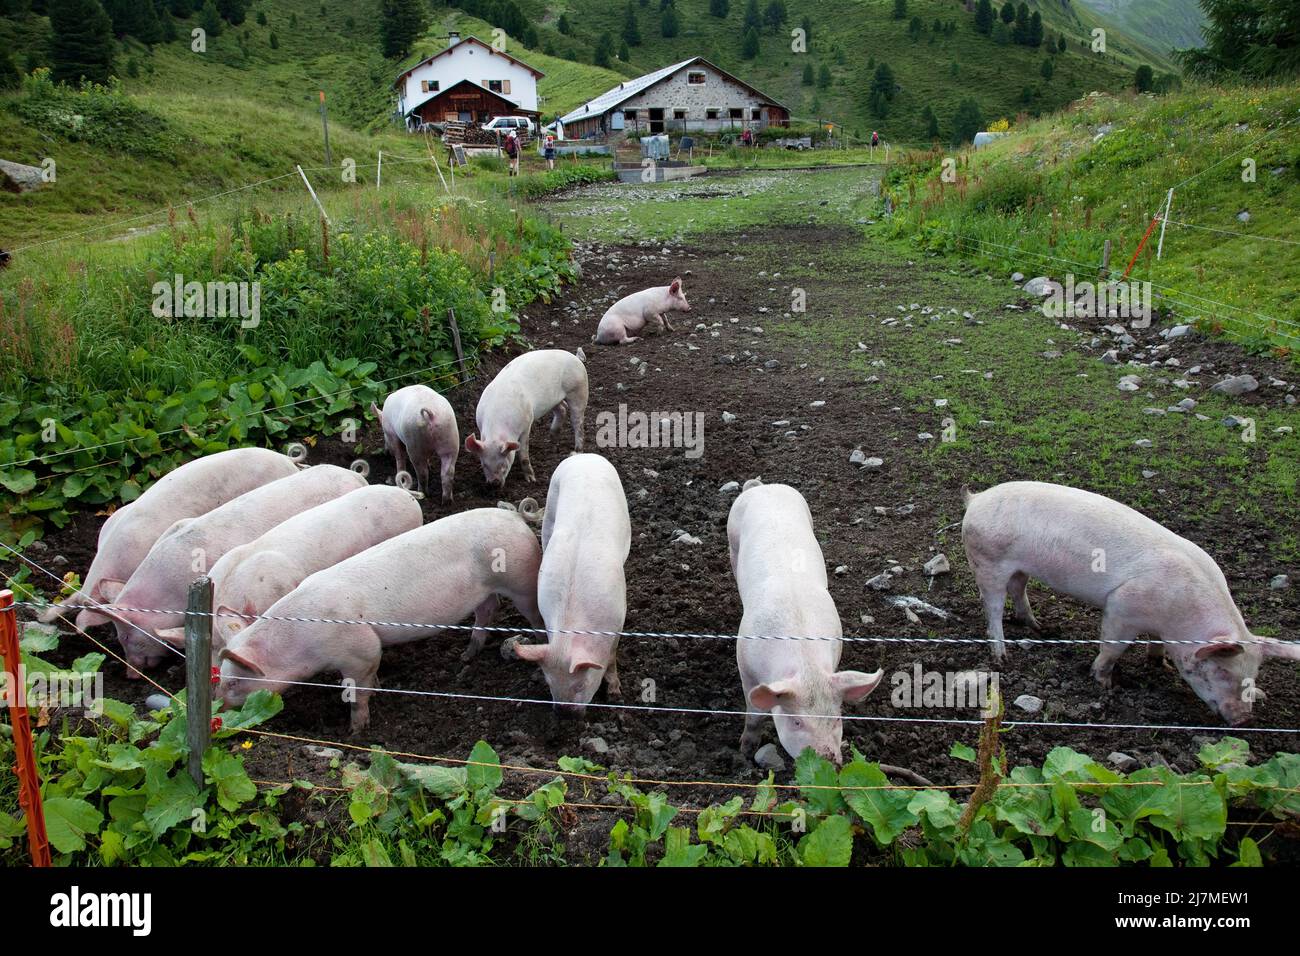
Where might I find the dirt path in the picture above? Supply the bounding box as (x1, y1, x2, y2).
(21, 190, 1299, 862)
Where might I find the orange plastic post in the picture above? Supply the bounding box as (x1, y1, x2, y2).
(0, 590, 52, 866)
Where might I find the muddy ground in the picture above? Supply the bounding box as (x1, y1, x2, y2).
(15, 218, 1300, 864)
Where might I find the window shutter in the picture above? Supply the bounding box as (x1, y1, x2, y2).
(503, 79, 511, 94)
(482, 79, 490, 88)
(420, 80, 429, 93)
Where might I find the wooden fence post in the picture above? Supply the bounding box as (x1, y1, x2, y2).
(0, 590, 51, 866)
(184, 577, 213, 788)
(447, 308, 467, 384)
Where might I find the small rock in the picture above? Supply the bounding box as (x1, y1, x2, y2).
(849, 449, 867, 465)
(304, 745, 343, 760)
(862, 456, 884, 470)
(754, 743, 786, 771)
(585, 737, 609, 755)
(865, 572, 893, 590)
(144, 693, 172, 712)
(1022, 276, 1053, 296)
(1013, 694, 1044, 715)
(1270, 574, 1290, 590)
(722, 411, 738, 424)
(923, 554, 950, 576)
(1236, 210, 1250, 223)
(719, 481, 740, 494)
(1011, 271, 1025, 283)
(1108, 752, 1139, 773)
(1211, 374, 1259, 396)
(1118, 375, 1142, 391)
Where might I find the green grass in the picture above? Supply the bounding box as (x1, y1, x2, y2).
(881, 80, 1300, 354)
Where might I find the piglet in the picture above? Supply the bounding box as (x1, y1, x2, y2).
(595, 278, 691, 345)
(465, 349, 588, 486)
(514, 454, 629, 717)
(217, 508, 544, 731)
(729, 481, 883, 764)
(371, 384, 459, 501)
(205, 485, 423, 659)
(105, 464, 367, 674)
(962, 480, 1299, 725)
(41, 448, 300, 629)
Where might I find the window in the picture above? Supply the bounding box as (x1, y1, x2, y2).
(419, 80, 440, 93)
(752, 108, 761, 120)
(687, 71, 706, 85)
(673, 109, 686, 120)
(729, 108, 742, 119)
(624, 109, 638, 120)
(706, 109, 719, 119)
(488, 79, 504, 93)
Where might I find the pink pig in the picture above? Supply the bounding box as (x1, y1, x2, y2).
(371, 384, 459, 502)
(962, 481, 1300, 725)
(217, 508, 544, 731)
(594, 278, 691, 345)
(40, 448, 300, 630)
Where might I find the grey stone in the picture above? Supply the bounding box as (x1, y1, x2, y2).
(719, 481, 741, 494)
(754, 743, 786, 771)
(923, 554, 951, 576)
(1211, 374, 1259, 396)
(1270, 574, 1290, 590)
(304, 745, 343, 761)
(585, 737, 609, 755)
(1013, 694, 1044, 714)
(1108, 752, 1139, 773)
(144, 694, 172, 712)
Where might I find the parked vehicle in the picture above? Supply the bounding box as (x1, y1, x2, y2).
(482, 115, 536, 135)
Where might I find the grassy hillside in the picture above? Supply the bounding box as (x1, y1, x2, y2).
(1076, 0, 1207, 55)
(491, 0, 1161, 141)
(883, 80, 1300, 355)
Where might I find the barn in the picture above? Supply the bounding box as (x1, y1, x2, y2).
(394, 33, 544, 129)
(558, 57, 790, 139)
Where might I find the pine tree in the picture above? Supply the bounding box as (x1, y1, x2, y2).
(973, 0, 993, 36)
(742, 0, 760, 33)
(870, 61, 895, 100)
(801, 61, 813, 84)
(0, 46, 21, 89)
(268, 30, 278, 48)
(594, 31, 614, 67)
(762, 0, 785, 34)
(1058, 35, 1067, 53)
(661, 3, 680, 37)
(921, 104, 939, 139)
(619, 38, 629, 60)
(1000, 1, 1014, 24)
(379, 0, 425, 58)
(1135, 64, 1154, 92)
(816, 62, 831, 88)
(557, 13, 572, 35)
(1028, 12, 1043, 47)
(892, 0, 906, 20)
(622, 1, 642, 46)
(198, 0, 221, 36)
(256, 10, 265, 26)
(216, 0, 244, 25)
(741, 25, 759, 58)
(801, 14, 811, 42)
(104, 0, 162, 42)
(49, 0, 114, 84)
(908, 16, 922, 41)
(1012, 3, 1029, 44)
(951, 97, 984, 144)
(708, 0, 728, 16)
(1040, 57, 1053, 80)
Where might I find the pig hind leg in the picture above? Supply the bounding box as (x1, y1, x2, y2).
(438, 452, 456, 503)
(972, 563, 1013, 660)
(336, 624, 384, 733)
(461, 594, 500, 662)
(566, 387, 587, 452)
(1008, 571, 1041, 630)
(548, 400, 569, 435)
(603, 641, 622, 699)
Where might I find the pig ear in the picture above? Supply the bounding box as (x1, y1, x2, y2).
(749, 680, 796, 710)
(503, 441, 520, 452)
(569, 658, 602, 675)
(1194, 639, 1246, 661)
(833, 669, 884, 702)
(513, 642, 549, 663)
(75, 608, 112, 629)
(370, 402, 383, 422)
(669, 277, 682, 292)
(216, 605, 248, 639)
(99, 578, 125, 601)
(218, 647, 265, 677)
(1257, 637, 1300, 661)
(465, 434, 481, 453)
(155, 626, 186, 646)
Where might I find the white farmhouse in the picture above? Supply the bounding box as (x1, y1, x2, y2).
(394, 32, 543, 129)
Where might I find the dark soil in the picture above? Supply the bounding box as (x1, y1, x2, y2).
(14, 222, 1299, 865)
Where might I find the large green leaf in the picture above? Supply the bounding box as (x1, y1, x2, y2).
(143, 773, 203, 836)
(466, 740, 502, 796)
(43, 796, 104, 854)
(840, 758, 916, 845)
(202, 750, 256, 812)
(798, 814, 854, 867)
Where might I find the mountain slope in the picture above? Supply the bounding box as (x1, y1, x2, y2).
(1075, 0, 1207, 55)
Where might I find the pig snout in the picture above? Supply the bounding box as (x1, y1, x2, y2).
(554, 702, 587, 721)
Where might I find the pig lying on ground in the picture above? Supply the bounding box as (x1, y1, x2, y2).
(962, 480, 1300, 725)
(514, 454, 629, 717)
(729, 482, 883, 764)
(203, 485, 423, 660)
(594, 278, 691, 345)
(40, 448, 300, 629)
(371, 384, 459, 501)
(217, 508, 544, 731)
(465, 349, 588, 487)
(105, 465, 366, 675)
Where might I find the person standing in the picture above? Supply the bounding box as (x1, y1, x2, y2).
(504, 129, 520, 176)
(543, 132, 556, 170)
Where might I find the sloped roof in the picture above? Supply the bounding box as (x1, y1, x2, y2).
(559, 57, 788, 124)
(402, 78, 534, 118)
(393, 35, 544, 89)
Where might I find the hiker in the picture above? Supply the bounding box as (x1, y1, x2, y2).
(871, 130, 880, 148)
(740, 127, 753, 147)
(543, 133, 557, 170)
(504, 129, 520, 176)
